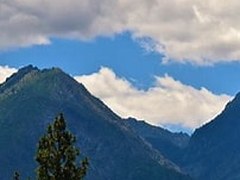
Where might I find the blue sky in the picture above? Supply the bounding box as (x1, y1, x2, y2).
(1, 0, 240, 133)
(0, 33, 234, 133)
(1, 33, 240, 96)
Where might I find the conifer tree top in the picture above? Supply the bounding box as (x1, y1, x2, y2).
(36, 113, 88, 180)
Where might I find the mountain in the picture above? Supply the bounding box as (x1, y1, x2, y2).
(0, 65, 191, 180)
(180, 94, 240, 180)
(124, 118, 190, 164)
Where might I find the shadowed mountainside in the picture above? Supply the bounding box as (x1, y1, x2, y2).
(124, 118, 190, 164)
(0, 65, 191, 180)
(180, 94, 240, 180)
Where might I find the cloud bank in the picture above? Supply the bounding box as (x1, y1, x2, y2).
(0, 65, 232, 129)
(75, 67, 232, 129)
(1, 0, 240, 64)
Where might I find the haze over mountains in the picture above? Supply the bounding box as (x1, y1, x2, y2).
(1, 65, 240, 180)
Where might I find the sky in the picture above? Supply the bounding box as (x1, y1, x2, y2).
(1, 0, 240, 133)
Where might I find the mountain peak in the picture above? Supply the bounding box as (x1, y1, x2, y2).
(0, 65, 38, 92)
(0, 65, 190, 180)
(20, 64, 39, 73)
(41, 67, 64, 75)
(5, 64, 38, 82)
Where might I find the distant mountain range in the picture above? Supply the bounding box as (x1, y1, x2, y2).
(124, 89, 240, 180)
(0, 65, 190, 180)
(1, 65, 240, 180)
(124, 118, 190, 164)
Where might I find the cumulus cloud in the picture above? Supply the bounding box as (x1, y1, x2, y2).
(0, 66, 17, 83)
(75, 67, 232, 129)
(1, 0, 240, 64)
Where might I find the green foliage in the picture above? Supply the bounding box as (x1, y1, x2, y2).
(13, 172, 20, 180)
(35, 113, 88, 180)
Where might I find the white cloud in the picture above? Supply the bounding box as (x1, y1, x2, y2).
(75, 67, 232, 129)
(1, 0, 240, 64)
(0, 66, 17, 83)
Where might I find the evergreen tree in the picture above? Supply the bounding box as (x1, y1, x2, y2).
(36, 113, 88, 180)
(13, 172, 20, 180)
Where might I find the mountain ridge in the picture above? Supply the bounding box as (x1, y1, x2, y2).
(0, 65, 191, 180)
(179, 93, 240, 179)
(124, 117, 190, 166)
